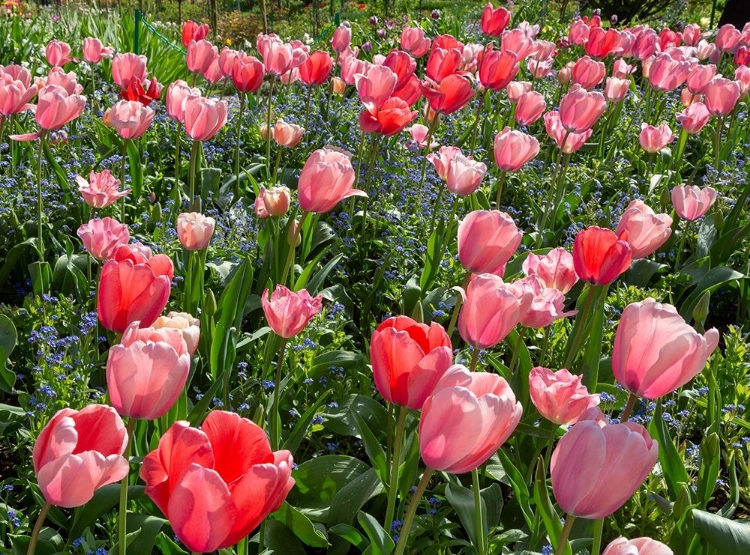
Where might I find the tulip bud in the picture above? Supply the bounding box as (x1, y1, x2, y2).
(692, 290, 711, 326)
(204, 289, 217, 317)
(287, 219, 302, 246)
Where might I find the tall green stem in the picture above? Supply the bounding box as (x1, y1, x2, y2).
(507, 328, 527, 377)
(272, 145, 283, 187)
(118, 418, 137, 555)
(393, 468, 435, 555)
(270, 338, 288, 450)
(495, 170, 507, 207)
(188, 140, 200, 210)
(469, 89, 488, 156)
(414, 115, 441, 209)
(120, 139, 127, 221)
(674, 221, 690, 271)
(234, 93, 245, 200)
(620, 392, 639, 422)
(562, 284, 602, 370)
(714, 116, 723, 176)
(36, 133, 47, 261)
(384, 406, 407, 532)
(469, 345, 480, 372)
(281, 211, 309, 286)
(26, 503, 51, 555)
(266, 78, 275, 177)
(555, 515, 576, 555)
(472, 469, 485, 555)
(447, 273, 470, 337)
(539, 326, 552, 367)
(542, 430, 557, 481)
(591, 518, 604, 555)
(175, 126, 182, 187)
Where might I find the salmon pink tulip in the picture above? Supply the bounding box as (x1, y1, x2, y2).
(261, 285, 323, 338)
(677, 102, 711, 134)
(704, 77, 741, 116)
(177, 212, 216, 250)
(187, 39, 218, 75)
(615, 200, 672, 259)
(457, 210, 522, 274)
(76, 169, 130, 209)
(0, 77, 38, 116)
(522, 248, 579, 294)
(493, 127, 540, 171)
(603, 537, 673, 555)
(270, 119, 305, 147)
(544, 111, 593, 153)
(515, 91, 546, 125)
(559, 85, 606, 133)
(183, 95, 227, 141)
(639, 122, 675, 153)
(529, 366, 600, 425)
(106, 100, 154, 140)
(111, 53, 148, 89)
(45, 40, 73, 67)
(153, 312, 201, 356)
(572, 56, 606, 89)
(401, 26, 431, 58)
(77, 217, 130, 260)
(671, 185, 717, 220)
(83, 37, 113, 64)
(298, 147, 365, 213)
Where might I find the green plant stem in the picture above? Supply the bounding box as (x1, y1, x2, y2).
(0, 117, 5, 159)
(305, 85, 312, 127)
(469, 345, 481, 372)
(447, 273, 471, 337)
(266, 78, 275, 177)
(120, 139, 127, 221)
(414, 115, 441, 209)
(507, 327, 527, 377)
(118, 418, 137, 555)
(281, 211, 309, 286)
(188, 140, 200, 210)
(591, 519, 604, 555)
(495, 170, 507, 207)
(714, 116, 723, 175)
(542, 430, 557, 481)
(674, 221, 690, 271)
(393, 468, 435, 555)
(270, 338, 288, 450)
(562, 284, 600, 370)
(175, 126, 182, 187)
(620, 392, 639, 422)
(472, 468, 485, 555)
(26, 503, 51, 555)
(537, 134, 570, 247)
(272, 145, 283, 187)
(384, 406, 407, 533)
(469, 88, 488, 156)
(539, 326, 552, 367)
(555, 515, 576, 555)
(234, 93, 245, 200)
(36, 132, 47, 261)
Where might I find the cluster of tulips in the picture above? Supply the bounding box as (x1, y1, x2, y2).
(11, 1, 750, 554)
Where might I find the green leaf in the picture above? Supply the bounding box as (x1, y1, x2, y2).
(154, 532, 189, 555)
(445, 482, 503, 548)
(678, 266, 743, 322)
(533, 458, 570, 555)
(327, 468, 383, 527)
(323, 393, 388, 438)
(306, 253, 344, 295)
(264, 520, 307, 555)
(357, 511, 395, 555)
(496, 448, 534, 529)
(329, 523, 370, 550)
(693, 509, 750, 552)
(127, 139, 144, 199)
(580, 294, 605, 391)
(0, 315, 18, 393)
(10, 528, 64, 555)
(697, 433, 721, 509)
(110, 515, 167, 554)
(419, 219, 445, 292)
(69, 484, 146, 539)
(0, 238, 38, 287)
(350, 407, 388, 483)
(271, 502, 330, 547)
(43, 139, 72, 202)
(282, 391, 330, 455)
(200, 167, 221, 200)
(621, 259, 668, 287)
(649, 399, 691, 500)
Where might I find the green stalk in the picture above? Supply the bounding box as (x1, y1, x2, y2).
(270, 338, 288, 450)
(591, 518, 604, 555)
(674, 221, 690, 271)
(562, 284, 602, 370)
(554, 515, 576, 555)
(495, 170, 507, 207)
(26, 503, 51, 555)
(120, 139, 127, 221)
(234, 93, 245, 200)
(469, 345, 480, 372)
(281, 211, 309, 286)
(414, 115, 441, 210)
(714, 116, 723, 175)
(272, 145, 284, 187)
(36, 132, 48, 261)
(118, 418, 137, 555)
(266, 78, 275, 177)
(507, 327, 527, 377)
(393, 469, 435, 555)
(447, 273, 471, 337)
(188, 140, 200, 210)
(538, 326, 552, 367)
(384, 406, 407, 532)
(542, 430, 556, 481)
(469, 88, 488, 156)
(472, 469, 485, 555)
(175, 126, 182, 188)
(619, 392, 639, 422)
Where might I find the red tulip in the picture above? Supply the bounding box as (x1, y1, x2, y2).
(613, 299, 719, 399)
(140, 411, 294, 553)
(458, 210, 522, 274)
(572, 226, 632, 285)
(370, 316, 453, 409)
(232, 53, 265, 93)
(658, 28, 682, 50)
(422, 74, 474, 115)
(359, 96, 417, 136)
(481, 3, 511, 37)
(182, 20, 210, 47)
(392, 74, 423, 106)
(478, 45, 519, 91)
(426, 47, 462, 83)
(262, 285, 323, 338)
(384, 50, 416, 90)
(299, 50, 333, 86)
(33, 405, 129, 508)
(419, 365, 522, 473)
(585, 27, 620, 58)
(672, 184, 717, 220)
(77, 217, 130, 260)
(107, 322, 190, 419)
(551, 420, 658, 519)
(529, 366, 600, 425)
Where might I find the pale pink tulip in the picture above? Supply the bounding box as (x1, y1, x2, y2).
(529, 366, 600, 425)
(671, 185, 717, 220)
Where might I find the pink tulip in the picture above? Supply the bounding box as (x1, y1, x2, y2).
(573, 226, 632, 285)
(604, 77, 630, 103)
(299, 50, 333, 86)
(571, 56, 606, 90)
(544, 111, 592, 153)
(182, 20, 210, 47)
(140, 411, 294, 553)
(426, 47, 462, 83)
(106, 100, 154, 140)
(649, 54, 691, 91)
(76, 169, 130, 209)
(202, 58, 224, 84)
(639, 122, 675, 153)
(262, 285, 323, 338)
(260, 186, 291, 216)
(683, 24, 702, 46)
(458, 210, 522, 274)
(677, 102, 711, 134)
(82, 37, 113, 64)
(111, 53, 148, 89)
(153, 312, 200, 355)
(218, 47, 239, 77)
(736, 65, 750, 97)
(612, 59, 634, 79)
(603, 537, 673, 555)
(615, 200, 673, 259)
(230, 53, 265, 94)
(1, 64, 31, 87)
(45, 40, 74, 66)
(481, 3, 511, 37)
(518, 276, 576, 328)
(551, 420, 658, 519)
(331, 24, 352, 53)
(420, 365, 522, 474)
(514, 91, 546, 125)
(33, 405, 129, 508)
(187, 40, 218, 75)
(687, 64, 717, 94)
(527, 58, 554, 79)
(458, 273, 532, 349)
(704, 77, 741, 116)
(355, 64, 397, 112)
(183, 95, 227, 141)
(446, 154, 487, 196)
(270, 119, 305, 147)
(370, 316, 453, 409)
(263, 41, 294, 76)
(407, 124, 438, 149)
(0, 76, 37, 116)
(529, 366, 600, 425)
(177, 212, 216, 250)
(568, 20, 590, 46)
(165, 80, 199, 123)
(632, 29, 658, 60)
(401, 26, 431, 58)
(559, 85, 606, 133)
(716, 24, 741, 52)
(11, 85, 85, 141)
(672, 184, 717, 220)
(493, 127, 540, 171)
(384, 50, 416, 90)
(697, 40, 719, 62)
(98, 255, 172, 332)
(507, 81, 532, 102)
(107, 322, 190, 419)
(77, 217, 130, 260)
(478, 45, 519, 91)
(427, 146, 462, 179)
(613, 299, 719, 399)
(522, 248, 579, 294)
(298, 147, 365, 213)
(530, 40, 556, 62)
(45, 67, 83, 95)
(500, 29, 534, 60)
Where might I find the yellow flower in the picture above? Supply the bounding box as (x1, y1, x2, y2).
(225, 38, 232, 46)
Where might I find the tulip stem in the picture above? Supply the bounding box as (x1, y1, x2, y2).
(554, 515, 576, 555)
(393, 468, 434, 555)
(591, 518, 604, 555)
(539, 326, 551, 367)
(305, 85, 312, 128)
(447, 273, 471, 337)
(175, 126, 182, 188)
(562, 284, 602, 371)
(714, 116, 724, 176)
(281, 211, 309, 286)
(120, 139, 127, 222)
(270, 338, 288, 450)
(415, 115, 440, 210)
(620, 392, 639, 422)
(266, 78, 275, 177)
(188, 140, 200, 211)
(26, 503, 50, 555)
(469, 88, 488, 156)
(234, 93, 245, 201)
(495, 170, 507, 207)
(472, 468, 486, 555)
(118, 418, 137, 555)
(384, 406, 407, 533)
(469, 345, 481, 372)
(36, 132, 47, 262)
(507, 327, 526, 378)
(674, 221, 690, 271)
(543, 429, 557, 481)
(272, 145, 283, 187)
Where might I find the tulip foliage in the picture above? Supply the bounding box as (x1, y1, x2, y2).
(4, 5, 750, 555)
